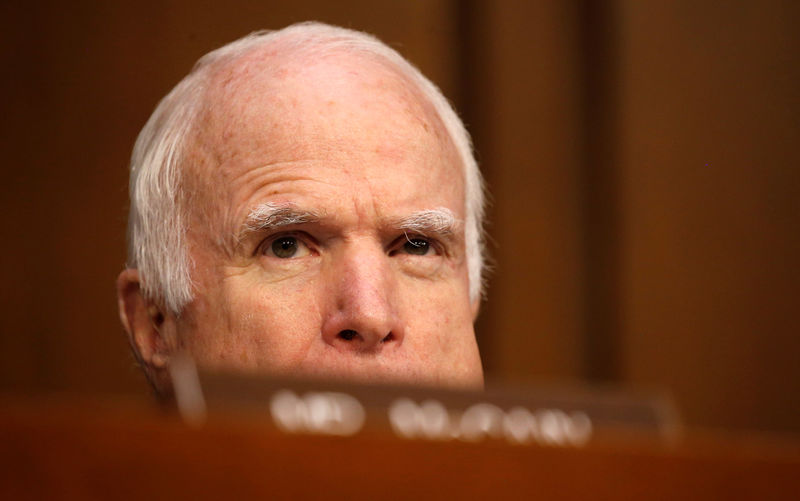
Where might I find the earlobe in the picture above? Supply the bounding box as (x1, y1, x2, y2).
(116, 269, 174, 384)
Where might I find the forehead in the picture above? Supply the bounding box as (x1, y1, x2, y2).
(183, 44, 464, 226)
(202, 48, 451, 154)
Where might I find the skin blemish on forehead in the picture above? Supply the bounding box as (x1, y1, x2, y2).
(374, 143, 407, 164)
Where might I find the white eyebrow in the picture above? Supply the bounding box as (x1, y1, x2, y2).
(235, 204, 459, 248)
(240, 202, 322, 238)
(393, 208, 459, 236)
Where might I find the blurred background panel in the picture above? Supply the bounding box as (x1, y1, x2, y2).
(1, 0, 797, 433)
(613, 0, 800, 432)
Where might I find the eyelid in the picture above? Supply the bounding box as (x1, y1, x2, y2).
(256, 230, 318, 257)
(391, 232, 444, 256)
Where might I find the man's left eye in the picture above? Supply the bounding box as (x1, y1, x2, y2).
(402, 237, 433, 256)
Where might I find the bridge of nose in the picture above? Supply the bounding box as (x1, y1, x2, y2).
(320, 238, 404, 352)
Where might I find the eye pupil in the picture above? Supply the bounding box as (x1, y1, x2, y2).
(272, 237, 298, 258)
(404, 238, 429, 255)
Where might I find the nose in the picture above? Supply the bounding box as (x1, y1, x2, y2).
(321, 241, 404, 353)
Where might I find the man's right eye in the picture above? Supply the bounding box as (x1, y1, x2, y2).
(261, 235, 312, 259)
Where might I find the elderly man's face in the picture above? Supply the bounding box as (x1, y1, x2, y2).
(157, 52, 482, 388)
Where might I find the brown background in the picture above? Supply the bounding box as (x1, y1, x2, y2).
(1, 1, 797, 433)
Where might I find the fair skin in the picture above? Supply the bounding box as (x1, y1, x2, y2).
(117, 49, 483, 392)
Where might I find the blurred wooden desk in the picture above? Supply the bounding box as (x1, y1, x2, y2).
(1, 395, 798, 500)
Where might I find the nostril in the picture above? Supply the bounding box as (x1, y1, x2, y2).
(338, 329, 358, 341)
(332, 329, 396, 348)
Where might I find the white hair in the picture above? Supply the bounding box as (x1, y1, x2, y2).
(127, 21, 486, 313)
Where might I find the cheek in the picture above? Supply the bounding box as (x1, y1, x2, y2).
(232, 279, 323, 364)
(403, 277, 474, 356)
(186, 272, 324, 371)
(418, 277, 483, 384)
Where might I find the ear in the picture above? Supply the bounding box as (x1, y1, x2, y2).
(116, 269, 176, 391)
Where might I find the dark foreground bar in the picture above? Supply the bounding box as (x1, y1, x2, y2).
(1, 390, 798, 500)
(170, 360, 681, 448)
